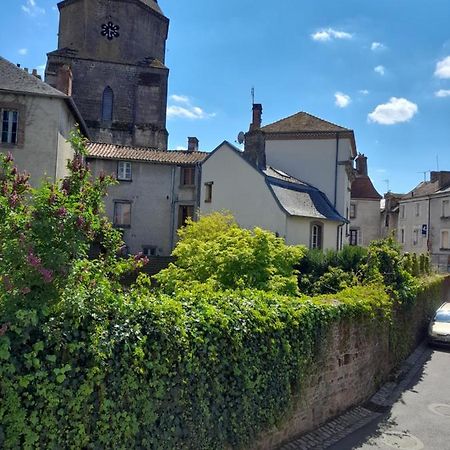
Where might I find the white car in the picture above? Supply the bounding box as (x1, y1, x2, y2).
(428, 302, 450, 346)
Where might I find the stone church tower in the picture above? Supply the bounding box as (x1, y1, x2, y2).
(46, 0, 169, 150)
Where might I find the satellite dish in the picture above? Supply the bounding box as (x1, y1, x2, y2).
(237, 131, 245, 144)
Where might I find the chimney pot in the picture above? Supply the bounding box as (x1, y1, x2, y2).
(17, 63, 21, 68)
(187, 137, 199, 152)
(24, 68, 29, 73)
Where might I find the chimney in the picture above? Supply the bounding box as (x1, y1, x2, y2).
(355, 153, 368, 176)
(187, 137, 199, 152)
(24, 68, 29, 73)
(56, 64, 73, 96)
(17, 63, 21, 68)
(431, 171, 450, 188)
(250, 103, 263, 131)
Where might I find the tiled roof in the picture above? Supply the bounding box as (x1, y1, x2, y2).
(0, 57, 66, 98)
(351, 176, 382, 200)
(86, 142, 208, 165)
(402, 181, 440, 199)
(261, 111, 350, 134)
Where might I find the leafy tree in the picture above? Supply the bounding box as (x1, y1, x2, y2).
(154, 212, 305, 295)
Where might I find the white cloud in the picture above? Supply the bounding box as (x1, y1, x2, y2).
(167, 95, 215, 120)
(435, 56, 450, 79)
(170, 94, 190, 104)
(334, 92, 351, 108)
(359, 89, 370, 95)
(18, 48, 28, 55)
(311, 28, 353, 42)
(22, 0, 45, 16)
(374, 65, 385, 76)
(368, 97, 418, 125)
(435, 89, 450, 98)
(371, 42, 385, 51)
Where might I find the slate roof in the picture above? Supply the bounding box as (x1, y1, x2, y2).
(0, 57, 65, 98)
(0, 56, 89, 137)
(264, 167, 346, 222)
(402, 181, 440, 199)
(86, 142, 208, 165)
(261, 111, 350, 134)
(351, 176, 382, 200)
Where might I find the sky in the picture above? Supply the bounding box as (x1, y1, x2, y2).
(1, 0, 450, 195)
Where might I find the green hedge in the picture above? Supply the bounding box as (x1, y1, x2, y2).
(0, 277, 444, 449)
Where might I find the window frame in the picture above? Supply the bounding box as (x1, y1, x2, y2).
(101, 86, 114, 123)
(415, 202, 420, 217)
(310, 221, 323, 250)
(400, 204, 405, 219)
(204, 181, 213, 203)
(441, 229, 450, 250)
(0, 103, 25, 148)
(178, 204, 194, 229)
(349, 228, 359, 246)
(442, 199, 450, 218)
(113, 200, 132, 228)
(349, 203, 356, 219)
(117, 161, 132, 181)
(180, 167, 196, 187)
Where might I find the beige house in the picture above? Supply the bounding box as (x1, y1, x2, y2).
(200, 140, 346, 250)
(0, 56, 88, 186)
(87, 139, 207, 255)
(349, 154, 382, 246)
(239, 104, 355, 249)
(397, 171, 450, 272)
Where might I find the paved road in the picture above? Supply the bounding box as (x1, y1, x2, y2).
(329, 347, 450, 450)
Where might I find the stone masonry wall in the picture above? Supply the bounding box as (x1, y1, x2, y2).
(252, 277, 450, 450)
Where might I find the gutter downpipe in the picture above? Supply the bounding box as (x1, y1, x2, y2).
(169, 166, 176, 251)
(427, 195, 431, 254)
(337, 222, 344, 251)
(334, 132, 339, 208)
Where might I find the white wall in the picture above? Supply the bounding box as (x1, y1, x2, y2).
(201, 144, 287, 237)
(286, 216, 340, 250)
(89, 160, 199, 255)
(350, 199, 381, 246)
(0, 93, 76, 186)
(397, 198, 429, 254)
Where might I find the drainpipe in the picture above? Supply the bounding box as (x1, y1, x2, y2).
(336, 222, 344, 251)
(334, 132, 339, 208)
(196, 163, 202, 218)
(427, 195, 431, 254)
(169, 166, 176, 251)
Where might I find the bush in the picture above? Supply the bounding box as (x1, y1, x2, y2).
(154, 212, 306, 296)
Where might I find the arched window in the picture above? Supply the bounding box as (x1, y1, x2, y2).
(101, 86, 114, 122)
(310, 222, 323, 250)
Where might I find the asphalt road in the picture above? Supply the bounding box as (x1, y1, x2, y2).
(329, 347, 450, 450)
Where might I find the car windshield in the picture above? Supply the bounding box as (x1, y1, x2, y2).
(435, 311, 450, 323)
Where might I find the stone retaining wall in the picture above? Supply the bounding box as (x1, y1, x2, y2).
(253, 276, 450, 450)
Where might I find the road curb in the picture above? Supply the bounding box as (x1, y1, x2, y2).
(278, 342, 430, 450)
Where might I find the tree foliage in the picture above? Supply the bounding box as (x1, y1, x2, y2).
(155, 212, 306, 296)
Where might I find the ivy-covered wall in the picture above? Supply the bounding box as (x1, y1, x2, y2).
(252, 275, 449, 450)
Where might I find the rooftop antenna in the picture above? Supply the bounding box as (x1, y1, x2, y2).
(251, 86, 255, 105)
(383, 179, 390, 193)
(417, 170, 431, 182)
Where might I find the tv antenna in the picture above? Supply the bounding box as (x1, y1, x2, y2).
(251, 86, 255, 105)
(417, 170, 431, 182)
(383, 179, 390, 193)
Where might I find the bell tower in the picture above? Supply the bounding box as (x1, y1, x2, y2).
(46, 0, 169, 150)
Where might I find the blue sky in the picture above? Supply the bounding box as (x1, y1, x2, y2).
(2, 0, 450, 194)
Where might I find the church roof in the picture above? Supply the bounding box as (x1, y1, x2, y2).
(351, 176, 382, 200)
(86, 142, 208, 165)
(261, 111, 351, 134)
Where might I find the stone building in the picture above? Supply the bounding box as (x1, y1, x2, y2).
(87, 138, 207, 255)
(349, 154, 382, 246)
(45, 0, 169, 150)
(0, 56, 88, 186)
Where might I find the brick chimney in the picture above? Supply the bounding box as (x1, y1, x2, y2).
(249, 103, 263, 131)
(431, 171, 450, 189)
(244, 104, 266, 170)
(56, 64, 73, 96)
(187, 137, 199, 152)
(31, 69, 42, 80)
(355, 153, 368, 176)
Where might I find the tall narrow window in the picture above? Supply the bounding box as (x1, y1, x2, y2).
(204, 182, 213, 203)
(441, 230, 450, 250)
(117, 161, 132, 181)
(181, 167, 195, 186)
(349, 229, 358, 246)
(102, 86, 114, 122)
(349, 203, 356, 219)
(311, 222, 323, 250)
(113, 201, 131, 228)
(442, 200, 450, 218)
(1, 109, 18, 144)
(178, 205, 194, 228)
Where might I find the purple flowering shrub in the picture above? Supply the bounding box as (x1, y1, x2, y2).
(0, 129, 147, 317)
